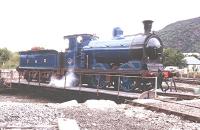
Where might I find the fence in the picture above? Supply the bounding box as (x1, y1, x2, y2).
(63, 73, 158, 98)
(0, 69, 159, 98)
(179, 72, 200, 79)
(0, 69, 19, 87)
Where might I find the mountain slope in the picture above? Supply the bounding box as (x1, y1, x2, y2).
(157, 17, 200, 53)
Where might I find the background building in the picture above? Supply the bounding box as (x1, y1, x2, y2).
(183, 56, 200, 73)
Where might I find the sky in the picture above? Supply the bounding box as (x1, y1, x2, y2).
(0, 0, 200, 52)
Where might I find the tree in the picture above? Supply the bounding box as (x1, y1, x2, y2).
(0, 48, 11, 67)
(2, 52, 19, 69)
(163, 48, 186, 68)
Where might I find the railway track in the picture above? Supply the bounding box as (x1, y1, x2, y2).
(6, 79, 199, 102)
(126, 98, 200, 123)
(1, 79, 200, 125)
(175, 77, 200, 85)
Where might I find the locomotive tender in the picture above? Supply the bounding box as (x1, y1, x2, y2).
(17, 20, 163, 92)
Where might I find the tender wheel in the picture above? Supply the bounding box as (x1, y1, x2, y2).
(24, 72, 32, 82)
(120, 77, 136, 92)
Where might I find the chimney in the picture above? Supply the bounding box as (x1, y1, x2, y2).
(143, 20, 153, 34)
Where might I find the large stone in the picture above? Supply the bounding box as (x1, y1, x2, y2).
(58, 118, 80, 130)
(138, 90, 156, 99)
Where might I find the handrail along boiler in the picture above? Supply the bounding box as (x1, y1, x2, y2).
(17, 20, 163, 92)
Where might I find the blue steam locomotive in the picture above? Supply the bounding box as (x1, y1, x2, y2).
(17, 20, 163, 92)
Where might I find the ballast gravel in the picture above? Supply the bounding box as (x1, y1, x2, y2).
(0, 100, 200, 130)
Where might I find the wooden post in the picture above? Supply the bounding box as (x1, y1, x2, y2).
(79, 74, 82, 93)
(64, 72, 66, 88)
(10, 71, 13, 80)
(173, 78, 177, 92)
(86, 55, 89, 69)
(18, 72, 21, 84)
(154, 77, 158, 98)
(9, 70, 13, 88)
(38, 71, 41, 86)
(28, 72, 30, 85)
(97, 75, 99, 96)
(118, 76, 120, 97)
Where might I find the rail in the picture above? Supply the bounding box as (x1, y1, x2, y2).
(127, 99, 200, 123)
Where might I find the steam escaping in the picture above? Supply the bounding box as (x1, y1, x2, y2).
(65, 69, 78, 87)
(49, 69, 78, 88)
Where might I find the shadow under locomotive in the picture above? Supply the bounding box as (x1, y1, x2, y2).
(17, 20, 163, 92)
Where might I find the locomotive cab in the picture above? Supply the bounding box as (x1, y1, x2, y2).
(64, 34, 98, 68)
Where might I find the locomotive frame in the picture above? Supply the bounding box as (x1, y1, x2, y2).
(17, 20, 164, 92)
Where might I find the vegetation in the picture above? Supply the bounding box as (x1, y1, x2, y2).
(163, 48, 186, 68)
(0, 48, 11, 66)
(157, 17, 200, 53)
(0, 48, 19, 69)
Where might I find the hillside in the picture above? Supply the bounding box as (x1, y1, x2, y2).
(157, 17, 200, 53)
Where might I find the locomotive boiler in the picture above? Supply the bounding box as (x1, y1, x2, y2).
(17, 20, 163, 92)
